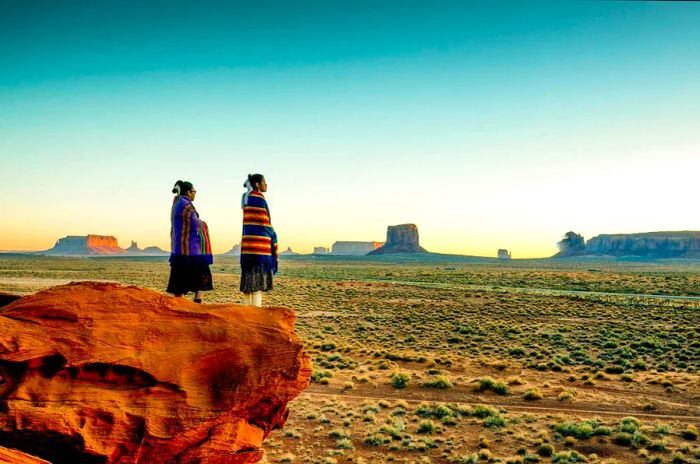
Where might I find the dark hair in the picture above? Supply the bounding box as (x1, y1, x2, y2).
(172, 180, 194, 195)
(245, 173, 265, 188)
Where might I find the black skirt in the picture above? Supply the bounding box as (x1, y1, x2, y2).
(240, 254, 273, 293)
(166, 255, 213, 295)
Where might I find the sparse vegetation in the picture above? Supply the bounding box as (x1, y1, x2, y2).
(1, 255, 698, 463)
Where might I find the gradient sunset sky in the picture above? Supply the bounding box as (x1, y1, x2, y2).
(1, 1, 698, 257)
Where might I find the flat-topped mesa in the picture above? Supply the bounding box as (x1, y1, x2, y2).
(552, 230, 700, 259)
(45, 234, 126, 255)
(368, 224, 427, 255)
(0, 282, 311, 464)
(330, 241, 383, 255)
(585, 231, 700, 258)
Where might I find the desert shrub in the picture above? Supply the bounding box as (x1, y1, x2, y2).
(564, 436, 577, 447)
(336, 438, 353, 449)
(558, 390, 576, 401)
(551, 450, 587, 462)
(654, 423, 672, 435)
(320, 342, 336, 352)
(418, 419, 437, 434)
(311, 369, 333, 382)
(473, 404, 498, 418)
(474, 376, 508, 395)
(433, 404, 453, 418)
(671, 452, 687, 464)
(537, 443, 554, 457)
(329, 428, 349, 439)
(378, 419, 406, 439)
(279, 453, 296, 462)
(523, 388, 543, 401)
(618, 417, 641, 433)
(554, 420, 605, 439)
(648, 439, 668, 452)
(475, 376, 495, 391)
(364, 433, 389, 446)
(682, 424, 698, 440)
(424, 375, 453, 389)
(451, 454, 478, 464)
(483, 415, 506, 428)
(415, 402, 433, 417)
(612, 432, 633, 446)
(478, 436, 490, 449)
(631, 431, 650, 448)
(391, 372, 410, 389)
(493, 381, 509, 395)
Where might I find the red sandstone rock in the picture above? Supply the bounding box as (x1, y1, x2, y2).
(0, 282, 311, 464)
(0, 446, 51, 464)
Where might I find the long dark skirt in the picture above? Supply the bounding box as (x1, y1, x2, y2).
(240, 254, 273, 293)
(167, 255, 213, 295)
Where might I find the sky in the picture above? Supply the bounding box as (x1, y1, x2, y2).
(1, 0, 698, 258)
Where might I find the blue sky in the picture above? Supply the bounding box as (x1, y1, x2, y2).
(1, 1, 699, 256)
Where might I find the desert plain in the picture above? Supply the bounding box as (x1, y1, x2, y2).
(0, 255, 698, 464)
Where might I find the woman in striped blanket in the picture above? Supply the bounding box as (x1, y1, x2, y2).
(240, 173, 278, 306)
(166, 180, 213, 303)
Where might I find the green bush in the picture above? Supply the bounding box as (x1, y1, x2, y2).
(612, 432, 633, 446)
(551, 450, 587, 463)
(536, 443, 554, 457)
(418, 419, 437, 434)
(473, 404, 498, 418)
(483, 415, 506, 428)
(682, 424, 698, 440)
(523, 388, 543, 401)
(391, 372, 410, 389)
(424, 375, 453, 389)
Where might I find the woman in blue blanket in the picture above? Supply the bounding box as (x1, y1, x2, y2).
(240, 173, 278, 306)
(167, 180, 213, 303)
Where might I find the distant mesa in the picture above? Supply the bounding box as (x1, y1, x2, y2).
(498, 249, 512, 259)
(554, 231, 700, 259)
(139, 245, 168, 256)
(368, 224, 427, 255)
(222, 243, 241, 256)
(331, 241, 383, 256)
(46, 235, 126, 256)
(280, 247, 298, 256)
(44, 235, 167, 256)
(313, 246, 329, 255)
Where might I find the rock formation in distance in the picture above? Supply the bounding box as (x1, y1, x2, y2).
(126, 241, 141, 253)
(368, 224, 427, 255)
(554, 231, 586, 257)
(585, 231, 700, 258)
(313, 246, 329, 255)
(45, 235, 126, 255)
(497, 249, 512, 259)
(330, 241, 383, 255)
(222, 243, 242, 256)
(0, 282, 311, 464)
